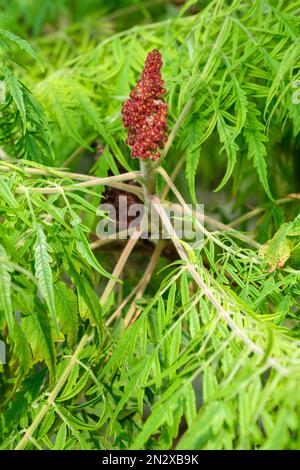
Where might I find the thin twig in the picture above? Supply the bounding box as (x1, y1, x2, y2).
(100, 226, 142, 306)
(105, 241, 164, 327)
(15, 331, 91, 450)
(158, 155, 259, 247)
(0, 148, 10, 161)
(90, 229, 130, 249)
(160, 154, 185, 200)
(15, 172, 143, 198)
(124, 240, 165, 327)
(150, 195, 288, 376)
(164, 200, 260, 249)
(105, 283, 140, 326)
(156, 166, 260, 258)
(62, 145, 89, 168)
(17, 180, 143, 198)
(230, 195, 299, 227)
(0, 162, 139, 184)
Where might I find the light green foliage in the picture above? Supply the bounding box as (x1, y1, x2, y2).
(259, 216, 300, 271)
(0, 0, 299, 451)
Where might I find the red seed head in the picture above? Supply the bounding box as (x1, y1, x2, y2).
(121, 49, 168, 161)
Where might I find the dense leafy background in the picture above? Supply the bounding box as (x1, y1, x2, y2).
(0, 0, 299, 450)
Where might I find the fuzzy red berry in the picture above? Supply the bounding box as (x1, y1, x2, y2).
(121, 49, 168, 161)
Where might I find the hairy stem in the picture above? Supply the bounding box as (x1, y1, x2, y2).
(140, 160, 156, 199)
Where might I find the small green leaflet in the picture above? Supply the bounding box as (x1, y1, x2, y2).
(0, 28, 40, 64)
(22, 307, 56, 384)
(0, 244, 14, 332)
(245, 104, 273, 200)
(34, 223, 62, 341)
(74, 224, 114, 280)
(0, 177, 18, 208)
(214, 114, 238, 192)
(0, 245, 32, 373)
(6, 71, 26, 130)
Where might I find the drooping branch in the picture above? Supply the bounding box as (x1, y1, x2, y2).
(150, 195, 288, 376)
